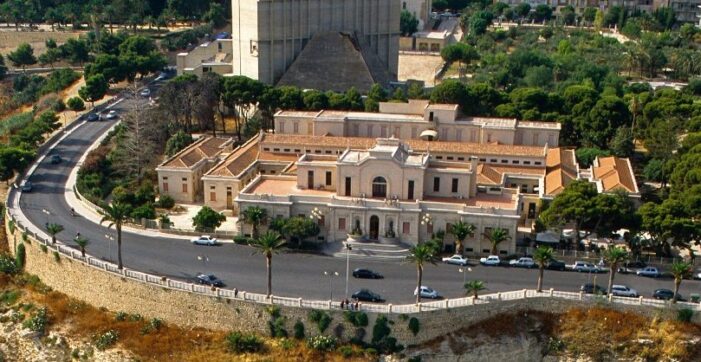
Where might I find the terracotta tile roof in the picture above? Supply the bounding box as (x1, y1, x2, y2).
(477, 164, 545, 185)
(261, 134, 546, 157)
(592, 156, 638, 193)
(205, 136, 260, 177)
(258, 152, 300, 162)
(160, 137, 230, 169)
(545, 148, 578, 195)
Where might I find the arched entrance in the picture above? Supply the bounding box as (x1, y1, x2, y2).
(369, 215, 380, 240)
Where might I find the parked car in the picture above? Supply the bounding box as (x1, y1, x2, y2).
(414, 286, 441, 299)
(546, 260, 567, 271)
(571, 261, 600, 273)
(351, 289, 384, 303)
(196, 273, 224, 287)
(442, 254, 469, 266)
(139, 88, 151, 97)
(49, 154, 62, 164)
(155, 72, 170, 82)
(618, 260, 648, 274)
(611, 285, 639, 297)
(580, 283, 607, 295)
(653, 289, 684, 301)
(352, 268, 383, 279)
(86, 113, 99, 122)
(105, 110, 119, 120)
(19, 181, 33, 192)
(509, 257, 535, 268)
(191, 235, 219, 246)
(636, 267, 661, 278)
(479, 255, 501, 266)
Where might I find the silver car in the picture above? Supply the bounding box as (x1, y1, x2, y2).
(414, 286, 441, 299)
(611, 285, 638, 297)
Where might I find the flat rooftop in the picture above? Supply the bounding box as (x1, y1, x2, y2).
(246, 178, 335, 197)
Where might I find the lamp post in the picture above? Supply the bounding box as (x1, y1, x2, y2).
(458, 266, 472, 286)
(345, 241, 352, 298)
(420, 213, 433, 240)
(324, 271, 339, 300)
(310, 207, 324, 239)
(41, 208, 50, 229)
(104, 234, 114, 262)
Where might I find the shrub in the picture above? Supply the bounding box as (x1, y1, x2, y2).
(141, 318, 163, 335)
(129, 313, 143, 321)
(1, 290, 20, 305)
(408, 317, 420, 336)
(309, 310, 332, 333)
(306, 335, 337, 351)
(226, 331, 263, 353)
(293, 320, 305, 339)
(280, 338, 295, 350)
(114, 311, 127, 321)
(372, 315, 403, 353)
(0, 253, 18, 275)
(344, 311, 369, 327)
(339, 345, 355, 358)
(130, 203, 156, 220)
(677, 308, 694, 323)
(94, 330, 119, 350)
(156, 195, 175, 209)
(22, 307, 48, 335)
(233, 235, 252, 245)
(52, 251, 60, 262)
(40, 244, 47, 253)
(15, 244, 25, 270)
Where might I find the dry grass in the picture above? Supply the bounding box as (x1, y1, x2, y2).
(0, 31, 80, 64)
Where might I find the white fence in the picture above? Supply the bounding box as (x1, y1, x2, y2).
(6, 211, 701, 316)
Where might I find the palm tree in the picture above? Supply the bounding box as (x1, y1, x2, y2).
(533, 245, 554, 292)
(603, 246, 629, 295)
(249, 231, 286, 297)
(464, 280, 486, 299)
(406, 243, 438, 304)
(450, 220, 475, 256)
(629, 95, 640, 141)
(74, 236, 89, 257)
(241, 206, 267, 239)
(46, 223, 64, 245)
(485, 228, 511, 255)
(670, 261, 692, 304)
(99, 202, 131, 270)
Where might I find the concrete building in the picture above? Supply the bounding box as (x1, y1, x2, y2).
(400, 15, 462, 52)
(176, 39, 233, 77)
(402, 0, 433, 29)
(230, 0, 401, 90)
(274, 99, 561, 147)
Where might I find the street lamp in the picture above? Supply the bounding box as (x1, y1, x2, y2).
(310, 207, 323, 221)
(420, 213, 433, 239)
(458, 266, 472, 286)
(104, 234, 114, 262)
(41, 209, 50, 229)
(344, 242, 353, 298)
(323, 271, 339, 300)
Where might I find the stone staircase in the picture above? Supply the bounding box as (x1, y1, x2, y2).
(326, 240, 411, 261)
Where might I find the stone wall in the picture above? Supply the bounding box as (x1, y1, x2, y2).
(6, 223, 696, 348)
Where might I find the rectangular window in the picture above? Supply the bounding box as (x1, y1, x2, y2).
(512, 160, 519, 164)
(407, 180, 415, 200)
(345, 177, 351, 196)
(279, 121, 285, 133)
(210, 192, 216, 201)
(263, 147, 270, 151)
(452, 178, 459, 193)
(433, 177, 440, 192)
(403, 222, 410, 234)
(534, 161, 542, 165)
(284, 148, 290, 152)
(436, 156, 443, 160)
(458, 157, 464, 161)
(524, 161, 531, 165)
(307, 170, 314, 189)
(293, 122, 299, 134)
(490, 159, 497, 163)
(274, 148, 280, 152)
(338, 218, 346, 230)
(162, 183, 169, 192)
(182, 183, 187, 193)
(294, 149, 301, 153)
(325, 171, 332, 186)
(394, 126, 401, 138)
(446, 223, 453, 233)
(380, 126, 387, 137)
(501, 159, 508, 164)
(447, 156, 454, 160)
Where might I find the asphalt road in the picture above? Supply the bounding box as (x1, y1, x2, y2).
(17, 84, 701, 304)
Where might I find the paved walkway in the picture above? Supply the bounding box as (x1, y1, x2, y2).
(166, 204, 238, 233)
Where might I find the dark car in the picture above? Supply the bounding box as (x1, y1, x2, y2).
(351, 289, 384, 303)
(618, 260, 648, 274)
(86, 113, 99, 122)
(196, 273, 224, 287)
(352, 268, 383, 279)
(653, 289, 684, 301)
(49, 154, 62, 164)
(546, 260, 567, 271)
(580, 283, 607, 295)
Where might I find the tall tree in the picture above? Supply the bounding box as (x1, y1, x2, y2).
(99, 202, 132, 269)
(400, 10, 419, 36)
(241, 206, 267, 239)
(222, 76, 265, 140)
(7, 43, 37, 71)
(670, 261, 692, 304)
(485, 228, 511, 255)
(249, 231, 286, 297)
(540, 180, 598, 246)
(533, 245, 553, 292)
(406, 243, 438, 304)
(603, 246, 628, 295)
(79, 74, 109, 107)
(450, 220, 475, 256)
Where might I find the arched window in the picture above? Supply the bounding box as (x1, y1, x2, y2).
(372, 176, 387, 198)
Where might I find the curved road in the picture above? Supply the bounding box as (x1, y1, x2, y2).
(15, 89, 701, 304)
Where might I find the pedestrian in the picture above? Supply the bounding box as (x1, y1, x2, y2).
(234, 288, 238, 298)
(340, 299, 345, 309)
(355, 301, 359, 310)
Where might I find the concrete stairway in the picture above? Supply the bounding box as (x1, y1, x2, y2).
(326, 240, 411, 261)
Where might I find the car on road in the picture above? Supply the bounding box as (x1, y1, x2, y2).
(352, 268, 383, 279)
(509, 257, 535, 268)
(571, 261, 600, 273)
(618, 260, 648, 274)
(580, 283, 607, 295)
(49, 154, 62, 164)
(351, 289, 384, 303)
(653, 288, 684, 301)
(155, 72, 169, 82)
(139, 88, 151, 97)
(86, 113, 99, 122)
(611, 285, 639, 297)
(414, 286, 441, 299)
(636, 267, 661, 278)
(19, 181, 33, 192)
(442, 254, 469, 266)
(105, 110, 119, 120)
(196, 273, 224, 287)
(191, 235, 219, 246)
(546, 260, 567, 271)
(479, 255, 501, 266)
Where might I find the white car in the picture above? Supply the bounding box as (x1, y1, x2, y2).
(636, 267, 661, 278)
(509, 257, 535, 268)
(442, 254, 469, 266)
(611, 285, 639, 297)
(191, 235, 218, 246)
(414, 286, 441, 299)
(479, 255, 501, 266)
(139, 88, 151, 97)
(105, 110, 119, 120)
